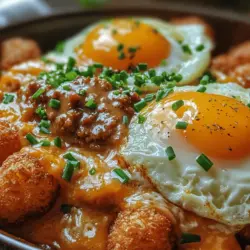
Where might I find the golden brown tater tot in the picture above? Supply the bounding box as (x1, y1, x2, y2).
(107, 207, 176, 250)
(0, 152, 59, 224)
(170, 16, 214, 40)
(0, 120, 21, 165)
(0, 38, 41, 70)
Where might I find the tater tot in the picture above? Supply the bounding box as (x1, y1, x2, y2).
(0, 152, 59, 224)
(0, 120, 21, 165)
(107, 207, 176, 250)
(212, 41, 250, 74)
(0, 38, 41, 70)
(170, 16, 214, 40)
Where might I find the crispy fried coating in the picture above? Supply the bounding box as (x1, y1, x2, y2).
(0, 152, 59, 224)
(170, 16, 214, 39)
(212, 41, 250, 74)
(107, 207, 176, 250)
(0, 38, 41, 70)
(0, 120, 21, 165)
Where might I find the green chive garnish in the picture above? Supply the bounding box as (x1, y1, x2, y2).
(134, 99, 146, 112)
(176, 121, 188, 130)
(112, 168, 130, 183)
(174, 74, 183, 82)
(63, 152, 77, 161)
(128, 46, 138, 53)
(247, 103, 250, 108)
(138, 63, 148, 71)
(55, 41, 65, 53)
(118, 52, 125, 60)
(36, 107, 47, 119)
(172, 100, 184, 111)
(117, 43, 124, 51)
(49, 99, 60, 109)
(93, 63, 103, 68)
(40, 127, 50, 134)
(40, 140, 51, 147)
(138, 114, 146, 124)
(196, 44, 205, 52)
(2, 93, 15, 104)
(66, 57, 76, 72)
(197, 86, 207, 93)
(62, 85, 71, 91)
(180, 233, 201, 244)
(26, 133, 39, 145)
(89, 168, 96, 175)
(62, 161, 75, 182)
(122, 115, 129, 125)
(182, 44, 192, 55)
(200, 75, 210, 85)
(165, 146, 176, 161)
(148, 69, 156, 77)
(54, 137, 62, 148)
(32, 88, 45, 99)
(156, 88, 173, 102)
(78, 89, 86, 96)
(39, 120, 50, 129)
(144, 93, 155, 102)
(85, 98, 97, 109)
(196, 153, 213, 171)
(65, 71, 77, 81)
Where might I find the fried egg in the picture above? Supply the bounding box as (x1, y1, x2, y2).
(121, 82, 250, 226)
(49, 17, 213, 87)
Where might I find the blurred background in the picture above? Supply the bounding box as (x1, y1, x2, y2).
(0, 0, 250, 29)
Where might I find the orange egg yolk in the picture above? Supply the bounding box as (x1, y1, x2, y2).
(166, 91, 250, 160)
(76, 19, 171, 70)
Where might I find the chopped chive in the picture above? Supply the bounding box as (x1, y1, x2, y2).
(120, 70, 129, 81)
(40, 126, 50, 134)
(134, 99, 146, 112)
(247, 103, 250, 108)
(60, 204, 72, 214)
(156, 88, 173, 102)
(62, 161, 75, 182)
(112, 29, 117, 35)
(112, 168, 130, 183)
(200, 75, 210, 85)
(197, 86, 207, 93)
(118, 51, 125, 60)
(138, 63, 148, 71)
(48, 99, 60, 109)
(113, 90, 120, 95)
(196, 44, 205, 52)
(93, 63, 103, 68)
(148, 69, 156, 77)
(182, 44, 192, 55)
(174, 74, 183, 82)
(78, 89, 86, 96)
(65, 71, 77, 81)
(128, 46, 139, 53)
(160, 60, 167, 66)
(32, 88, 45, 99)
(134, 74, 145, 87)
(2, 93, 15, 104)
(144, 93, 155, 102)
(122, 115, 129, 125)
(89, 168, 96, 175)
(180, 233, 201, 244)
(62, 84, 71, 91)
(85, 98, 97, 109)
(54, 137, 62, 148)
(176, 121, 188, 130)
(66, 57, 76, 72)
(69, 160, 80, 169)
(63, 152, 77, 161)
(117, 43, 124, 51)
(39, 120, 50, 129)
(172, 100, 184, 111)
(151, 75, 163, 86)
(165, 146, 176, 161)
(26, 133, 39, 145)
(122, 89, 130, 95)
(36, 107, 47, 119)
(138, 114, 146, 124)
(133, 87, 142, 95)
(40, 140, 51, 147)
(196, 153, 213, 171)
(55, 41, 65, 53)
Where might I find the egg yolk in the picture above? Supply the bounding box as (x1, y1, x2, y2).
(76, 19, 171, 70)
(164, 92, 250, 160)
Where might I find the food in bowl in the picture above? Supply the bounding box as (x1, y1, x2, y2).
(0, 16, 249, 250)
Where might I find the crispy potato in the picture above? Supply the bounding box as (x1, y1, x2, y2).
(0, 120, 21, 165)
(0, 152, 59, 224)
(107, 207, 176, 250)
(212, 41, 250, 74)
(170, 16, 214, 40)
(0, 38, 41, 70)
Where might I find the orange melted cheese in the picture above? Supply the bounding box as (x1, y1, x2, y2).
(76, 19, 171, 70)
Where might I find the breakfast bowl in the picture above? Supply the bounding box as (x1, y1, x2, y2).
(1, 2, 250, 250)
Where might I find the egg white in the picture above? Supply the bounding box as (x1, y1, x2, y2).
(47, 17, 213, 89)
(121, 83, 250, 226)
